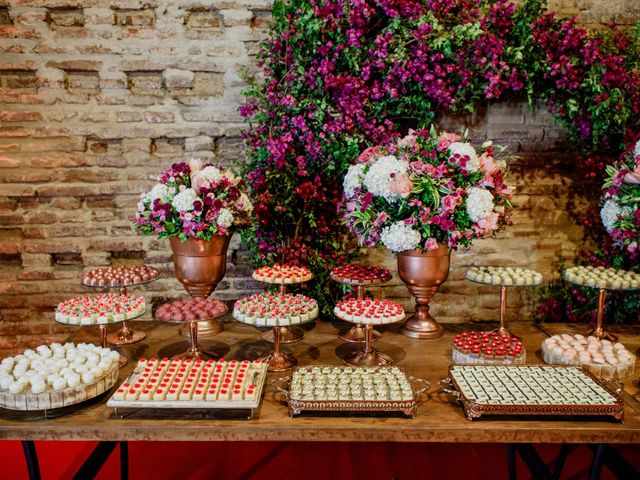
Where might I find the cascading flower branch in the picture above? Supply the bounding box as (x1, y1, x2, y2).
(135, 159, 253, 241)
(600, 139, 640, 259)
(342, 128, 513, 253)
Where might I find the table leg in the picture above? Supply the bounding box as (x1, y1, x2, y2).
(120, 441, 129, 480)
(21, 440, 41, 480)
(71, 441, 118, 480)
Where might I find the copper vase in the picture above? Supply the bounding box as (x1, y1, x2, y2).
(170, 235, 231, 337)
(397, 245, 450, 339)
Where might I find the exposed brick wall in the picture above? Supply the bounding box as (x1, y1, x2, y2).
(0, 1, 638, 352)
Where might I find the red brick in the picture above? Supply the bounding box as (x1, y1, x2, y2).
(0, 111, 43, 122)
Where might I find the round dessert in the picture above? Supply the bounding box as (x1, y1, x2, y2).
(564, 265, 640, 290)
(452, 331, 526, 365)
(155, 298, 228, 323)
(330, 264, 392, 285)
(334, 298, 405, 325)
(541, 333, 636, 379)
(81, 265, 160, 287)
(55, 293, 145, 325)
(466, 266, 542, 286)
(252, 264, 313, 284)
(0, 343, 120, 410)
(233, 293, 318, 327)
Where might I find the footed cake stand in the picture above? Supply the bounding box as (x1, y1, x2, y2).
(564, 266, 640, 342)
(253, 267, 314, 344)
(54, 313, 142, 368)
(333, 299, 405, 367)
(233, 293, 318, 372)
(81, 269, 158, 346)
(157, 309, 227, 361)
(466, 266, 542, 338)
(330, 264, 391, 343)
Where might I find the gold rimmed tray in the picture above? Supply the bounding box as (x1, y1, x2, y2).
(440, 364, 624, 422)
(274, 366, 429, 418)
(0, 363, 118, 412)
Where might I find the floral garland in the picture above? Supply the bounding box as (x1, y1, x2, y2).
(241, 0, 640, 320)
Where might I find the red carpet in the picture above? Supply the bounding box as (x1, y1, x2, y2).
(2, 441, 639, 479)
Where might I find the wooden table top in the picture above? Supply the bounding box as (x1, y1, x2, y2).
(1, 319, 639, 443)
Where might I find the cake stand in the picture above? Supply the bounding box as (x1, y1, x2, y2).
(330, 265, 391, 343)
(563, 266, 640, 342)
(333, 300, 405, 367)
(233, 293, 318, 372)
(253, 269, 314, 344)
(157, 307, 228, 361)
(466, 267, 542, 338)
(54, 313, 143, 368)
(81, 268, 158, 346)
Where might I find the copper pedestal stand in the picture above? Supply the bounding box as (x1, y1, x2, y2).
(466, 282, 517, 338)
(81, 276, 157, 346)
(265, 324, 299, 372)
(159, 309, 227, 361)
(329, 273, 391, 343)
(259, 284, 310, 345)
(334, 308, 404, 367)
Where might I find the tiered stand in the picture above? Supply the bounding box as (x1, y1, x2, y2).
(564, 266, 639, 342)
(254, 272, 314, 345)
(465, 267, 542, 338)
(157, 308, 228, 361)
(233, 294, 318, 373)
(330, 265, 392, 343)
(81, 268, 158, 346)
(334, 302, 405, 367)
(54, 309, 144, 368)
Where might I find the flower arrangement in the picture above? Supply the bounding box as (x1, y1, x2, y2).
(135, 159, 253, 241)
(600, 139, 640, 258)
(342, 128, 512, 253)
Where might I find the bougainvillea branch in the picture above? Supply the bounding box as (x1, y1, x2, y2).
(241, 0, 640, 320)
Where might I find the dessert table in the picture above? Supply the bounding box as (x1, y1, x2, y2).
(1, 320, 640, 444)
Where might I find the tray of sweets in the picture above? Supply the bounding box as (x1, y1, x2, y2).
(274, 366, 430, 418)
(441, 365, 624, 421)
(106, 358, 268, 417)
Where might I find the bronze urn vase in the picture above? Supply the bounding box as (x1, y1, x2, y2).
(170, 235, 231, 337)
(397, 245, 450, 339)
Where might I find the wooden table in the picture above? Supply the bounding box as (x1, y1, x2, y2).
(1, 320, 639, 444)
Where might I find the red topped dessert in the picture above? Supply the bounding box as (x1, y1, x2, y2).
(330, 264, 392, 285)
(452, 330, 526, 365)
(82, 265, 160, 287)
(252, 264, 313, 284)
(334, 298, 404, 325)
(156, 299, 228, 322)
(233, 293, 318, 327)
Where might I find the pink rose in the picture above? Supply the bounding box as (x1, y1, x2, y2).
(188, 158, 203, 173)
(397, 129, 417, 148)
(389, 173, 413, 197)
(441, 194, 461, 212)
(425, 237, 438, 250)
(495, 183, 513, 199)
(624, 162, 640, 184)
(357, 146, 385, 164)
(476, 212, 499, 233)
(437, 133, 461, 151)
(479, 153, 499, 174)
(192, 176, 209, 192)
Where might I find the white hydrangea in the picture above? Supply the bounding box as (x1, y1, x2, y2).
(192, 166, 223, 185)
(600, 199, 632, 232)
(216, 208, 235, 228)
(634, 139, 640, 158)
(448, 142, 480, 172)
(362, 155, 409, 202)
(146, 184, 173, 204)
(380, 221, 422, 253)
(171, 188, 199, 212)
(343, 164, 366, 199)
(466, 187, 494, 222)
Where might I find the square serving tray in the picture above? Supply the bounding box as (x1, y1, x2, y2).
(442, 365, 624, 421)
(275, 366, 429, 418)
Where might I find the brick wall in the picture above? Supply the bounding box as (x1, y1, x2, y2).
(0, 1, 638, 352)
